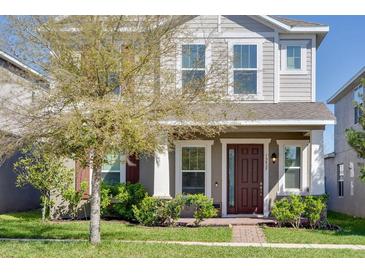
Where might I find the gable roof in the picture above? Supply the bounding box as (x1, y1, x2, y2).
(268, 16, 326, 28)
(0, 50, 46, 81)
(327, 66, 365, 104)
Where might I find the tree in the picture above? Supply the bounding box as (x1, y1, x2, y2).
(14, 144, 73, 221)
(346, 78, 365, 181)
(0, 16, 230, 244)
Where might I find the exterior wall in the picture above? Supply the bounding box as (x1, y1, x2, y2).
(326, 77, 365, 217)
(167, 16, 315, 103)
(0, 151, 40, 213)
(279, 35, 313, 102)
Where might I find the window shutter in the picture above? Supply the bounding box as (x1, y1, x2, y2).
(75, 161, 90, 199)
(126, 155, 140, 183)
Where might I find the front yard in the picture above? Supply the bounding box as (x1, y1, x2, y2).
(1, 210, 365, 257)
(0, 211, 231, 242)
(264, 211, 365, 245)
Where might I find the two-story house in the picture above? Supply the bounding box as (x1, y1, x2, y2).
(72, 15, 335, 217)
(325, 66, 365, 217)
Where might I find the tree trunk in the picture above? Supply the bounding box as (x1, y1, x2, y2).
(41, 202, 46, 222)
(89, 163, 102, 244)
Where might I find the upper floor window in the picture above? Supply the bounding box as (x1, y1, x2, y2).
(181, 44, 205, 89)
(233, 45, 258, 94)
(287, 46, 301, 70)
(280, 40, 308, 74)
(353, 84, 364, 124)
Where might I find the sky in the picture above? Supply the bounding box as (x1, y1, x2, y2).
(0, 16, 364, 154)
(289, 16, 365, 153)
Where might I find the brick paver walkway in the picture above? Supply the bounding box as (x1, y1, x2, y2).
(232, 225, 266, 243)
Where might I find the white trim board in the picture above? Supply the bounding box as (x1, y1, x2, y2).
(174, 140, 213, 198)
(220, 138, 271, 217)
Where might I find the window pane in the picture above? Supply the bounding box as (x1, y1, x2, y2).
(233, 45, 257, 68)
(285, 146, 301, 167)
(101, 172, 120, 184)
(234, 71, 257, 94)
(182, 70, 205, 89)
(182, 44, 205, 68)
(182, 147, 205, 170)
(287, 46, 301, 70)
(228, 148, 235, 207)
(182, 172, 205, 194)
(102, 154, 120, 172)
(285, 168, 300, 189)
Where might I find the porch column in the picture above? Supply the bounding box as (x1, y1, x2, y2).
(310, 130, 325, 195)
(153, 135, 171, 198)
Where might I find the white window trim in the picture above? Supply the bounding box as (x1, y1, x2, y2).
(280, 40, 308, 75)
(220, 138, 271, 217)
(227, 40, 263, 100)
(277, 140, 310, 195)
(176, 40, 212, 90)
(337, 163, 345, 198)
(175, 140, 213, 197)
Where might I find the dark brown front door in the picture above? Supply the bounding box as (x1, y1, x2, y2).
(227, 144, 263, 214)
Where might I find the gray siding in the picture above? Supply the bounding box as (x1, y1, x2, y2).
(326, 77, 365, 217)
(279, 39, 313, 102)
(0, 152, 40, 213)
(221, 16, 273, 33)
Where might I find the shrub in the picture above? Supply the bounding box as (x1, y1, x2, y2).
(61, 181, 87, 219)
(185, 194, 217, 225)
(101, 182, 147, 221)
(132, 196, 185, 226)
(271, 194, 305, 228)
(303, 196, 326, 228)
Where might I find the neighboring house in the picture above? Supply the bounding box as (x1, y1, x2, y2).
(0, 50, 44, 213)
(70, 15, 335, 217)
(325, 66, 365, 217)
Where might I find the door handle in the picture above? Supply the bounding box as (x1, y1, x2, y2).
(259, 182, 263, 196)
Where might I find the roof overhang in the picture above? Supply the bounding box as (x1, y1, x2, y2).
(0, 50, 46, 81)
(161, 119, 336, 126)
(327, 66, 365, 104)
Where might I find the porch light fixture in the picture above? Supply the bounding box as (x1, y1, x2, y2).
(271, 153, 277, 164)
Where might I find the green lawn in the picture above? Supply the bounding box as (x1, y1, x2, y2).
(0, 241, 365, 258)
(0, 210, 231, 242)
(264, 211, 365, 245)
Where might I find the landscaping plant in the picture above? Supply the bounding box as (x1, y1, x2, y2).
(133, 195, 185, 226)
(185, 194, 217, 226)
(13, 144, 73, 221)
(62, 181, 88, 220)
(271, 194, 305, 228)
(303, 195, 327, 228)
(100, 183, 147, 221)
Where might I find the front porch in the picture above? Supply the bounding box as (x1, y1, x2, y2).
(152, 127, 327, 218)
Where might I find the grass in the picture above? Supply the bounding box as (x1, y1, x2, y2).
(264, 211, 365, 245)
(0, 241, 365, 258)
(0, 210, 231, 242)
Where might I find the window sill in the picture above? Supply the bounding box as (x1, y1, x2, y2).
(225, 94, 265, 101)
(277, 191, 310, 196)
(280, 70, 309, 75)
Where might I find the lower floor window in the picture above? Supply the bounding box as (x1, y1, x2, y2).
(102, 154, 122, 184)
(338, 181, 344, 197)
(181, 147, 205, 194)
(284, 146, 301, 190)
